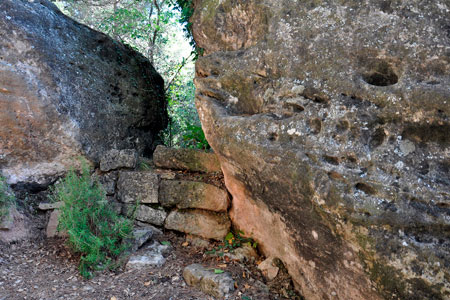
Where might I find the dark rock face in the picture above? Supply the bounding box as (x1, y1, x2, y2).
(0, 0, 167, 185)
(192, 0, 449, 299)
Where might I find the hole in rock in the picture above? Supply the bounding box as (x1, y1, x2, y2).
(355, 182, 377, 195)
(362, 60, 398, 86)
(268, 132, 279, 141)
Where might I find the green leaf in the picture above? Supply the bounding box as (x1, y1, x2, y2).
(161, 241, 171, 246)
(214, 269, 224, 274)
(225, 232, 234, 241)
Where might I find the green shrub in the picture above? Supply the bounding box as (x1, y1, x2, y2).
(52, 164, 133, 279)
(0, 175, 14, 221)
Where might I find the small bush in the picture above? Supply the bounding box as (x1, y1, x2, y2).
(0, 175, 14, 221)
(52, 164, 133, 278)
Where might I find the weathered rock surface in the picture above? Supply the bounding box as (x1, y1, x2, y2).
(183, 263, 235, 298)
(38, 202, 63, 211)
(258, 257, 279, 281)
(159, 180, 228, 211)
(126, 253, 165, 269)
(0, 206, 30, 243)
(128, 227, 154, 252)
(164, 209, 230, 240)
(0, 0, 167, 186)
(46, 209, 64, 238)
(192, 0, 449, 299)
(117, 171, 159, 204)
(153, 145, 221, 173)
(132, 205, 167, 227)
(100, 149, 137, 172)
(224, 244, 259, 263)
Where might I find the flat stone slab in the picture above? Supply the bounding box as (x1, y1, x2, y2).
(117, 171, 159, 204)
(183, 264, 235, 298)
(126, 241, 170, 270)
(153, 145, 221, 173)
(164, 209, 230, 240)
(46, 210, 67, 238)
(38, 202, 63, 210)
(100, 149, 137, 172)
(159, 180, 228, 212)
(126, 253, 166, 269)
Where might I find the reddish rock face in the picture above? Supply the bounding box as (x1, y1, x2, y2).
(191, 0, 449, 299)
(0, 0, 166, 186)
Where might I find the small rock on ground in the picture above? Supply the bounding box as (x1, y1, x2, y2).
(183, 263, 235, 298)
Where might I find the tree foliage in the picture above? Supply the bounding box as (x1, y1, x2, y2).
(54, 0, 209, 149)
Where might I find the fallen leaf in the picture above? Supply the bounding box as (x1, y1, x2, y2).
(218, 264, 227, 268)
(144, 281, 151, 286)
(182, 242, 189, 247)
(244, 284, 251, 289)
(242, 272, 246, 278)
(111, 297, 117, 300)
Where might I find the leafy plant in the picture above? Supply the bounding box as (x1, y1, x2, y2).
(206, 231, 258, 256)
(0, 175, 14, 221)
(51, 163, 133, 279)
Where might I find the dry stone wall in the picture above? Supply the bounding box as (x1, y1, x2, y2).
(46, 148, 231, 242)
(190, 0, 450, 299)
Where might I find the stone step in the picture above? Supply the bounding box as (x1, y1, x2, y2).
(164, 209, 230, 240)
(159, 180, 228, 212)
(153, 145, 221, 173)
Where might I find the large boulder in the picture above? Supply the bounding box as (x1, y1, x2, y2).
(191, 1, 449, 299)
(0, 0, 167, 186)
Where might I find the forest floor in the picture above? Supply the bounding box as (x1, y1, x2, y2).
(0, 230, 300, 300)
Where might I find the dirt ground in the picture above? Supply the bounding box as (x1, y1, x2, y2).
(0, 230, 301, 300)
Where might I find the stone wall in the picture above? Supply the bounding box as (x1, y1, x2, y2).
(191, 0, 449, 299)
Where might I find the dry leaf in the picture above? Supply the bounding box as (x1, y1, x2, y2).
(242, 272, 246, 278)
(244, 284, 251, 289)
(218, 264, 227, 268)
(144, 281, 151, 286)
(182, 242, 189, 247)
(111, 297, 117, 300)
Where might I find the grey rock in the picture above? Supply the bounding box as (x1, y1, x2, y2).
(165, 209, 230, 240)
(126, 240, 170, 269)
(0, 0, 166, 185)
(159, 180, 228, 212)
(95, 171, 118, 195)
(106, 196, 122, 215)
(127, 227, 154, 252)
(46, 209, 67, 238)
(126, 253, 166, 269)
(135, 206, 167, 226)
(100, 149, 137, 172)
(0, 206, 30, 243)
(185, 234, 211, 249)
(224, 244, 259, 262)
(117, 171, 159, 204)
(38, 202, 63, 211)
(135, 223, 164, 236)
(146, 240, 172, 257)
(153, 145, 222, 173)
(123, 204, 167, 226)
(183, 264, 235, 298)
